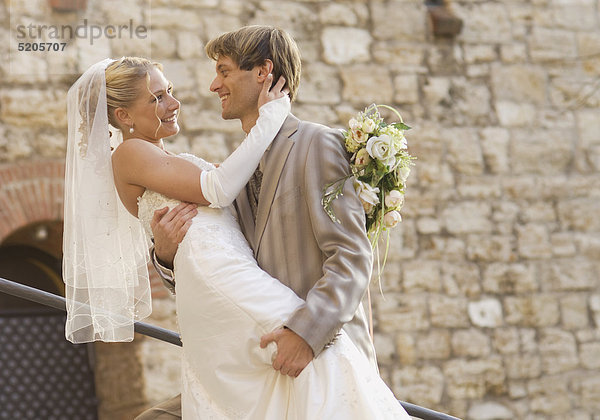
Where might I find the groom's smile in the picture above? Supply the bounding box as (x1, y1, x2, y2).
(209, 55, 263, 133)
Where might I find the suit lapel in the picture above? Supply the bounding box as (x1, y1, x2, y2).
(234, 189, 256, 251)
(254, 114, 299, 253)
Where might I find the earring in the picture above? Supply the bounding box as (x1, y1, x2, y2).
(129, 125, 134, 134)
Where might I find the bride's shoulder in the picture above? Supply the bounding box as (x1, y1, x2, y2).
(177, 153, 216, 171)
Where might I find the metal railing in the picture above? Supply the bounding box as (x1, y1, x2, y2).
(0, 276, 461, 420)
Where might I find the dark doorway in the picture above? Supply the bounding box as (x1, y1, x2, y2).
(0, 233, 99, 419)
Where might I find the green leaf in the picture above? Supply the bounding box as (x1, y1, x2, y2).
(392, 122, 411, 131)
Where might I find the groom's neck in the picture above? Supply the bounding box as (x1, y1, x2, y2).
(241, 109, 260, 134)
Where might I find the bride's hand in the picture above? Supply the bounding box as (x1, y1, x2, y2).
(258, 74, 288, 109)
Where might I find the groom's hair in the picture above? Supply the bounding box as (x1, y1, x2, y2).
(205, 25, 301, 102)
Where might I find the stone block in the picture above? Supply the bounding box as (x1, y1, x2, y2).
(194, 59, 219, 98)
(527, 376, 572, 415)
(558, 198, 600, 232)
(392, 366, 444, 407)
(542, 258, 598, 292)
(493, 328, 519, 355)
(511, 129, 573, 175)
(575, 374, 600, 412)
(371, 1, 427, 41)
(0, 89, 67, 128)
(468, 298, 503, 328)
(291, 104, 339, 126)
(430, 295, 470, 328)
(504, 295, 559, 327)
(517, 223, 552, 259)
(580, 342, 600, 369)
(374, 293, 429, 332)
(441, 262, 481, 298)
(444, 357, 505, 399)
(393, 74, 419, 104)
(402, 260, 441, 292)
(416, 217, 440, 234)
(467, 235, 515, 262)
(550, 232, 576, 257)
(483, 263, 538, 294)
(319, 3, 358, 26)
(539, 329, 579, 375)
(202, 13, 241, 39)
(33, 131, 67, 158)
(560, 294, 589, 329)
(577, 32, 600, 76)
(161, 60, 196, 101)
(321, 27, 371, 65)
(505, 353, 542, 379)
(177, 31, 204, 59)
(149, 8, 202, 30)
(500, 43, 528, 63)
(480, 127, 510, 173)
(529, 27, 577, 62)
(416, 330, 451, 360)
(372, 41, 426, 70)
(180, 105, 240, 133)
(463, 44, 497, 64)
(491, 64, 547, 105)
(296, 63, 340, 104)
(452, 2, 512, 43)
(373, 332, 396, 365)
(452, 329, 491, 358)
(340, 65, 393, 105)
(250, 2, 318, 39)
(468, 401, 514, 420)
(442, 201, 492, 234)
(496, 101, 536, 127)
(395, 333, 416, 366)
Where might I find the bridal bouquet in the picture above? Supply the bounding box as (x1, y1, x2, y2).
(322, 104, 414, 248)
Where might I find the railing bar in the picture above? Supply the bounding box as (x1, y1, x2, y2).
(0, 276, 182, 346)
(0, 276, 461, 420)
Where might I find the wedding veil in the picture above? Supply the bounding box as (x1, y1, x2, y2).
(63, 58, 152, 343)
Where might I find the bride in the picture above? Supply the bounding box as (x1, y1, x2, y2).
(63, 57, 409, 419)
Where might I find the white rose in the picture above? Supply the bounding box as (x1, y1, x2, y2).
(362, 118, 377, 134)
(354, 148, 372, 167)
(366, 134, 396, 167)
(352, 128, 367, 144)
(349, 118, 362, 131)
(383, 210, 402, 228)
(398, 165, 411, 183)
(354, 179, 380, 213)
(385, 190, 404, 208)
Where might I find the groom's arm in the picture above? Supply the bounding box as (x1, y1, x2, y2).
(286, 126, 373, 356)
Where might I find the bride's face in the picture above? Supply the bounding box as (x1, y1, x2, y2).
(127, 67, 181, 141)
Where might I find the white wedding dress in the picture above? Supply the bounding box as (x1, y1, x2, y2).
(138, 153, 409, 420)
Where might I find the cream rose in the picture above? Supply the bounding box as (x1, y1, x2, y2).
(383, 210, 402, 228)
(366, 134, 396, 167)
(385, 190, 404, 208)
(398, 165, 411, 183)
(354, 148, 372, 167)
(349, 117, 362, 131)
(354, 179, 379, 214)
(352, 128, 367, 144)
(362, 118, 377, 134)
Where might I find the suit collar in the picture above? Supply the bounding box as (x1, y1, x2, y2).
(254, 114, 298, 252)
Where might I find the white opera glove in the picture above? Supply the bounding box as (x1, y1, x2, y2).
(200, 95, 290, 208)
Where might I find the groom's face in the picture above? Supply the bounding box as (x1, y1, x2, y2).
(210, 55, 261, 122)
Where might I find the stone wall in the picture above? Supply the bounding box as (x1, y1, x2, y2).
(1, 0, 599, 419)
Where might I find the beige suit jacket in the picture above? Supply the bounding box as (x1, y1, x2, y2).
(234, 114, 376, 364)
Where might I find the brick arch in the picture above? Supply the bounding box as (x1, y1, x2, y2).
(0, 160, 65, 242)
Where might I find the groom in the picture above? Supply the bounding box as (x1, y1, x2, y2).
(137, 25, 374, 419)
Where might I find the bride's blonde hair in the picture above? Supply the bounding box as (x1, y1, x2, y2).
(105, 56, 164, 130)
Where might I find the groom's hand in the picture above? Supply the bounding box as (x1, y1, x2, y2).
(151, 203, 197, 267)
(260, 327, 314, 377)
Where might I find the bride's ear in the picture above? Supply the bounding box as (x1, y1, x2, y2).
(114, 107, 132, 130)
(256, 59, 274, 82)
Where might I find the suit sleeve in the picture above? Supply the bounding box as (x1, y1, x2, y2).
(284, 127, 373, 356)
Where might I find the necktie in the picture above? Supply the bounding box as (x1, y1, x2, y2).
(248, 167, 263, 222)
